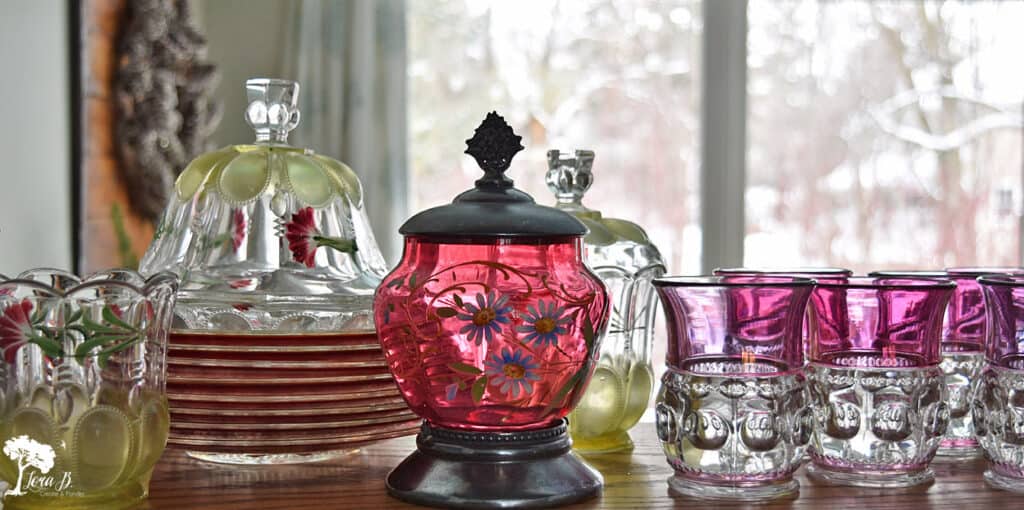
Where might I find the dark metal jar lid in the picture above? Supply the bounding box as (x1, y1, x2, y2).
(399, 112, 587, 240)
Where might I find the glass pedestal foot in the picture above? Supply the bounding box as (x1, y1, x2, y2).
(667, 475, 798, 502)
(186, 449, 358, 465)
(935, 439, 983, 461)
(807, 464, 934, 488)
(985, 469, 1024, 493)
(934, 447, 983, 461)
(386, 420, 602, 509)
(572, 430, 634, 454)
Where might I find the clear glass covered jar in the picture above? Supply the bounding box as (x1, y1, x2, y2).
(139, 79, 416, 464)
(547, 150, 666, 452)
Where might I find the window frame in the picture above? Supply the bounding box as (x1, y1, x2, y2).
(700, 0, 748, 272)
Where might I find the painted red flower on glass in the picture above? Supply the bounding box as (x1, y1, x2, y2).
(229, 279, 253, 289)
(285, 207, 319, 267)
(231, 209, 247, 252)
(283, 207, 357, 268)
(0, 300, 34, 363)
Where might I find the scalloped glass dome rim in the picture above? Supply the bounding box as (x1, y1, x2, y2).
(173, 143, 362, 207)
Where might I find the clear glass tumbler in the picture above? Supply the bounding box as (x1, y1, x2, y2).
(653, 276, 813, 501)
(806, 277, 954, 488)
(0, 269, 177, 510)
(975, 275, 1024, 493)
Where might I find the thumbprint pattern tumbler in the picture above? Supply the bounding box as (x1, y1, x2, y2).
(939, 267, 1024, 458)
(975, 275, 1024, 493)
(653, 276, 813, 501)
(806, 277, 954, 488)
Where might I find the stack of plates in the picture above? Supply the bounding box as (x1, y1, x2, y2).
(165, 330, 419, 459)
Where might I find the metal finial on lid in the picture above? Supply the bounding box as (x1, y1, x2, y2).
(465, 112, 524, 188)
(398, 111, 587, 239)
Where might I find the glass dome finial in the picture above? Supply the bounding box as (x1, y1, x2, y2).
(244, 78, 301, 143)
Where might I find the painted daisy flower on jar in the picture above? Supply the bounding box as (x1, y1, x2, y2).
(484, 348, 540, 398)
(517, 300, 571, 346)
(456, 291, 512, 344)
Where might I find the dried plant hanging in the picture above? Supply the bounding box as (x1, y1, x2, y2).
(114, 0, 221, 221)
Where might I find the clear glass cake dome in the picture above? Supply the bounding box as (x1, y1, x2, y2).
(140, 78, 388, 331)
(138, 78, 416, 465)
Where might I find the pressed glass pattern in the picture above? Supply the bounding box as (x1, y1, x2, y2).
(806, 277, 954, 488)
(0, 269, 176, 510)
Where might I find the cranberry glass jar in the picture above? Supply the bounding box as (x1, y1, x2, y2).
(374, 113, 609, 508)
(376, 238, 607, 429)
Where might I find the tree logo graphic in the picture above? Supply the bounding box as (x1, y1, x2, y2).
(2, 435, 55, 498)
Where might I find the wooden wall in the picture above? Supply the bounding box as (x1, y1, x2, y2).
(77, 0, 154, 273)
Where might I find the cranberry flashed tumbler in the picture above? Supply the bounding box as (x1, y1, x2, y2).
(940, 267, 1024, 458)
(714, 268, 852, 358)
(653, 276, 814, 501)
(975, 275, 1024, 493)
(871, 268, 1024, 459)
(374, 113, 609, 508)
(806, 277, 954, 488)
(713, 267, 852, 284)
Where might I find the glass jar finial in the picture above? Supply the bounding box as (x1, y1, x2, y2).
(546, 149, 595, 210)
(245, 78, 300, 143)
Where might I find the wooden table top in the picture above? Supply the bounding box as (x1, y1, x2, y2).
(141, 424, 1016, 509)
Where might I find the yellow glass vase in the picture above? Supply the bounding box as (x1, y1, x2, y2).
(0, 269, 176, 509)
(547, 150, 667, 453)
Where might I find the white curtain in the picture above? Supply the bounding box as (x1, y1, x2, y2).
(284, 0, 408, 265)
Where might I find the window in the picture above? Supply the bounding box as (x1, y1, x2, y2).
(410, 0, 1024, 274)
(746, 1, 1024, 271)
(409, 0, 1024, 391)
(409, 0, 703, 274)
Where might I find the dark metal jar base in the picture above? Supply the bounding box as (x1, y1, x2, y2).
(386, 419, 603, 509)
